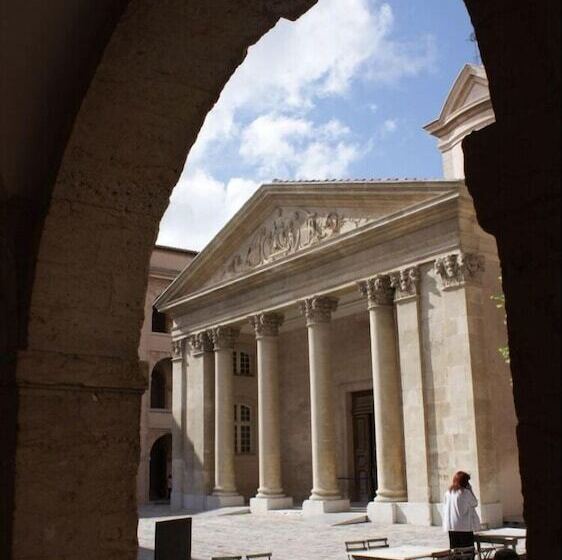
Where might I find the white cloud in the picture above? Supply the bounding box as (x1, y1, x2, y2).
(157, 169, 259, 250)
(239, 113, 360, 179)
(158, 0, 437, 250)
(382, 119, 398, 133)
(189, 0, 435, 164)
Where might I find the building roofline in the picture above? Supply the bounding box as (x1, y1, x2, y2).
(154, 244, 199, 256)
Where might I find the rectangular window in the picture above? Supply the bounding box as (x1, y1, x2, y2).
(240, 352, 251, 376)
(234, 404, 252, 455)
(240, 425, 251, 454)
(232, 351, 238, 374)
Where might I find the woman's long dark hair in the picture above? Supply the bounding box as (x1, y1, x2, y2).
(449, 471, 471, 492)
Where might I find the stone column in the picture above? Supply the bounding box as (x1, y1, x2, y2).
(390, 267, 432, 526)
(249, 313, 294, 513)
(170, 339, 186, 510)
(206, 326, 244, 509)
(184, 331, 215, 511)
(300, 296, 350, 515)
(359, 275, 407, 523)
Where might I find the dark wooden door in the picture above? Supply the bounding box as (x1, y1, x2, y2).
(352, 391, 376, 503)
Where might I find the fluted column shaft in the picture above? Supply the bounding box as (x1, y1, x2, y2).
(300, 297, 343, 502)
(359, 276, 407, 503)
(211, 326, 240, 497)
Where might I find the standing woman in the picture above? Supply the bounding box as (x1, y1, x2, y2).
(443, 471, 481, 550)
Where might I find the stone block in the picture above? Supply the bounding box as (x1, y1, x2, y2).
(400, 502, 433, 526)
(367, 501, 397, 524)
(250, 496, 294, 513)
(302, 498, 350, 516)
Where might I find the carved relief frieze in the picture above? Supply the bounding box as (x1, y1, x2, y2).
(187, 331, 213, 356)
(390, 267, 420, 301)
(250, 312, 285, 338)
(299, 296, 339, 326)
(358, 275, 394, 308)
(216, 207, 372, 283)
(434, 253, 485, 290)
(210, 326, 241, 351)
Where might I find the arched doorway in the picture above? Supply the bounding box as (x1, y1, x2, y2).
(149, 434, 172, 503)
(150, 359, 172, 410)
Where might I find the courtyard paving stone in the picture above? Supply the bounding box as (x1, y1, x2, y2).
(138, 505, 449, 560)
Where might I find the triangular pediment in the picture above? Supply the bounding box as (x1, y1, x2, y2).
(155, 181, 461, 310)
(208, 205, 391, 285)
(424, 64, 490, 136)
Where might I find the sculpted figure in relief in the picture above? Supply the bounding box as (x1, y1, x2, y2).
(219, 207, 371, 281)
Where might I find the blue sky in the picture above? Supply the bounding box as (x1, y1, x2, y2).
(158, 0, 477, 250)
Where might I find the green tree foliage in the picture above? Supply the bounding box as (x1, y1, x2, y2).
(491, 278, 510, 363)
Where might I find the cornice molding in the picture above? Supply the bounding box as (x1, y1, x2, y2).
(157, 186, 462, 316)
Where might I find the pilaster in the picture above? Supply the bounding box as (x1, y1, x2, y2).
(435, 252, 502, 527)
(390, 267, 432, 525)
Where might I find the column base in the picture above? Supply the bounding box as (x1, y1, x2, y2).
(302, 498, 350, 516)
(367, 501, 398, 524)
(250, 496, 294, 513)
(205, 494, 245, 510)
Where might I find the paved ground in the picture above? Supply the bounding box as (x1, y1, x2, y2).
(138, 505, 449, 560)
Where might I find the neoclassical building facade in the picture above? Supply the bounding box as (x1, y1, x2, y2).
(137, 246, 195, 504)
(155, 66, 522, 526)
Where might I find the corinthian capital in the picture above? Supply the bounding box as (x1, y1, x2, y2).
(171, 338, 184, 360)
(434, 252, 485, 290)
(299, 296, 338, 326)
(250, 312, 284, 338)
(390, 267, 420, 301)
(188, 331, 213, 356)
(358, 275, 394, 308)
(210, 326, 240, 351)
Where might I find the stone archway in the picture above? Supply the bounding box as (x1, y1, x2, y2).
(148, 434, 172, 502)
(150, 358, 172, 410)
(1, 1, 559, 559)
